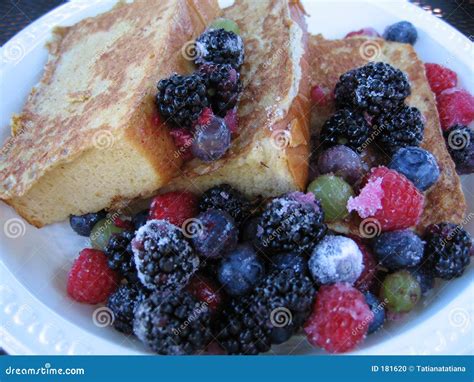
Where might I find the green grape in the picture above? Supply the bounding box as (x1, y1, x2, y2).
(90, 217, 124, 251)
(381, 270, 421, 313)
(210, 18, 240, 35)
(307, 175, 354, 222)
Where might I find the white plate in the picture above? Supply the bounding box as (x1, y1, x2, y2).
(0, 0, 473, 355)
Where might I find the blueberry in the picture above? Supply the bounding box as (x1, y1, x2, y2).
(317, 145, 364, 185)
(407, 266, 435, 296)
(192, 209, 238, 258)
(389, 147, 440, 191)
(373, 230, 424, 271)
(270, 252, 308, 275)
(383, 21, 418, 45)
(132, 209, 149, 230)
(191, 116, 231, 161)
(218, 244, 264, 296)
(364, 292, 386, 334)
(69, 210, 106, 236)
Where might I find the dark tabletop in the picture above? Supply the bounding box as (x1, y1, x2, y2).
(0, 0, 472, 357)
(0, 0, 473, 45)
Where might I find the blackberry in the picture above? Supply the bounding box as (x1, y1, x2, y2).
(107, 284, 144, 334)
(423, 223, 471, 279)
(214, 296, 271, 355)
(132, 220, 199, 292)
(251, 269, 316, 344)
(105, 230, 138, 282)
(375, 105, 424, 155)
(319, 109, 370, 151)
(444, 125, 474, 175)
(335, 62, 411, 116)
(199, 184, 251, 225)
(195, 28, 244, 69)
(156, 73, 208, 128)
(199, 64, 242, 116)
(255, 192, 327, 255)
(132, 209, 149, 230)
(133, 290, 212, 355)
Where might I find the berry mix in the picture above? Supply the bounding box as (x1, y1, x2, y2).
(156, 18, 245, 162)
(66, 20, 473, 355)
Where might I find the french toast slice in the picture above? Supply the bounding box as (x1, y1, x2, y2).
(163, 0, 311, 197)
(308, 35, 466, 235)
(0, 0, 220, 227)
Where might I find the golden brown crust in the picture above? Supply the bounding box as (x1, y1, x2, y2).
(0, 0, 220, 226)
(165, 0, 311, 195)
(309, 36, 466, 235)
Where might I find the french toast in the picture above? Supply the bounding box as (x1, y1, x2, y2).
(162, 0, 311, 198)
(0, 0, 220, 227)
(308, 35, 467, 235)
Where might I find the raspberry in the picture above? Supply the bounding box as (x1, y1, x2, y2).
(347, 167, 424, 231)
(149, 191, 198, 228)
(437, 88, 474, 130)
(345, 27, 380, 38)
(354, 240, 378, 291)
(187, 275, 223, 313)
(224, 107, 239, 134)
(169, 128, 194, 161)
(424, 63, 457, 96)
(67, 249, 119, 304)
(311, 85, 333, 106)
(304, 283, 373, 353)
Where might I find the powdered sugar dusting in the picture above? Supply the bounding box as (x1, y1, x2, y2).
(309, 236, 363, 285)
(347, 176, 384, 218)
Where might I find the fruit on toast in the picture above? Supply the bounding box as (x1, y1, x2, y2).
(308, 36, 466, 235)
(0, 0, 220, 227)
(163, 0, 311, 197)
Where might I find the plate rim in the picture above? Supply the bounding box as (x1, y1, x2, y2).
(0, 0, 473, 355)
